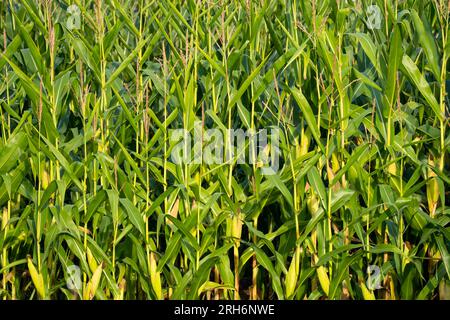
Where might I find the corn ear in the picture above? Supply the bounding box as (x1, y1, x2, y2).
(316, 265, 330, 297)
(285, 251, 299, 298)
(27, 256, 45, 299)
(306, 191, 319, 216)
(118, 279, 126, 300)
(426, 156, 439, 217)
(331, 152, 340, 173)
(149, 252, 163, 300)
(360, 281, 376, 300)
(314, 254, 330, 296)
(231, 211, 243, 247)
(41, 168, 49, 190)
(87, 247, 98, 274)
(299, 127, 311, 156)
(83, 263, 103, 300)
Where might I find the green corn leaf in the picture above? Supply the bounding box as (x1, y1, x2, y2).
(402, 55, 443, 121)
(120, 198, 145, 236)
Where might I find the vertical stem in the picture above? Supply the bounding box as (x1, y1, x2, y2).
(439, 5, 448, 177)
(233, 244, 239, 299)
(251, 218, 258, 300)
(2, 205, 8, 299)
(162, 42, 168, 229)
(37, 81, 43, 274)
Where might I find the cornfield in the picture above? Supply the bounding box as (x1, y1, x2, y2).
(0, 0, 449, 300)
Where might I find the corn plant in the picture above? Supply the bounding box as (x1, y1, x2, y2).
(0, 0, 449, 300)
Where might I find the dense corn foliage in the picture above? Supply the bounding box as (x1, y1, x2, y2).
(0, 0, 449, 300)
